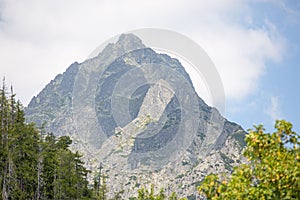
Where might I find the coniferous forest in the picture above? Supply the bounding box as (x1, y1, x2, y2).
(0, 81, 185, 200)
(0, 81, 92, 199)
(1, 77, 299, 200)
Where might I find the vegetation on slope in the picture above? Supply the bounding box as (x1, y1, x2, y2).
(198, 120, 300, 199)
(0, 80, 186, 200)
(2, 79, 299, 199)
(0, 80, 92, 199)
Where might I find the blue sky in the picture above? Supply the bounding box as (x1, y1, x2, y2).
(226, 0, 300, 132)
(0, 0, 299, 133)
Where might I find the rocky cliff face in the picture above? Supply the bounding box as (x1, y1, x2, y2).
(25, 34, 246, 199)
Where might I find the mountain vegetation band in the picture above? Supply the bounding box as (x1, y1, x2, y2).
(1, 80, 299, 199)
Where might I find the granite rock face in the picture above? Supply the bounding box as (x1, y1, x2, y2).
(25, 34, 246, 199)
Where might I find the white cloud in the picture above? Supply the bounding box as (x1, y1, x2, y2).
(265, 96, 282, 121)
(194, 22, 285, 101)
(0, 0, 286, 106)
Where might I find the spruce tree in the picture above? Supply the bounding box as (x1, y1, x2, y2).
(0, 80, 92, 199)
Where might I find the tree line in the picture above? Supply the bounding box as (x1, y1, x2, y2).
(0, 80, 91, 199)
(0, 80, 186, 200)
(1, 79, 299, 199)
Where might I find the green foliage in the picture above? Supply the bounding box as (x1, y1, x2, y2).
(169, 192, 181, 200)
(0, 77, 186, 200)
(98, 175, 108, 200)
(130, 185, 186, 200)
(0, 81, 40, 199)
(0, 80, 92, 199)
(198, 120, 300, 199)
(93, 163, 108, 200)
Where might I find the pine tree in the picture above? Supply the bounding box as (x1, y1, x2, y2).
(0, 80, 40, 199)
(0, 79, 91, 199)
(1, 78, 9, 200)
(9, 102, 40, 199)
(41, 132, 57, 199)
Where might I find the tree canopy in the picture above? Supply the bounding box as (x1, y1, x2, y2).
(2, 79, 299, 199)
(198, 120, 300, 199)
(0, 80, 92, 199)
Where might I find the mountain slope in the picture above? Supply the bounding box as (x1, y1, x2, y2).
(25, 34, 246, 198)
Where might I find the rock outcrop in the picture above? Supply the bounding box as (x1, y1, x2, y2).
(25, 34, 246, 199)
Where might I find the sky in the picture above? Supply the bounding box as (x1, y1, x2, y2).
(0, 0, 299, 133)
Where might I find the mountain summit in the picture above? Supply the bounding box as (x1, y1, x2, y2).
(25, 34, 246, 198)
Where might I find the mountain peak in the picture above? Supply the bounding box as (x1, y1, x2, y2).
(25, 33, 246, 199)
(98, 33, 146, 60)
(117, 33, 145, 48)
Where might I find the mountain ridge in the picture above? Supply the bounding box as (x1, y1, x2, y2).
(25, 33, 246, 198)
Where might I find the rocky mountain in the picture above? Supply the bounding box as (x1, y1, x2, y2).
(25, 34, 246, 199)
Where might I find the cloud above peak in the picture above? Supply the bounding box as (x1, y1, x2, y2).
(0, 0, 286, 106)
(195, 20, 285, 100)
(265, 96, 282, 122)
